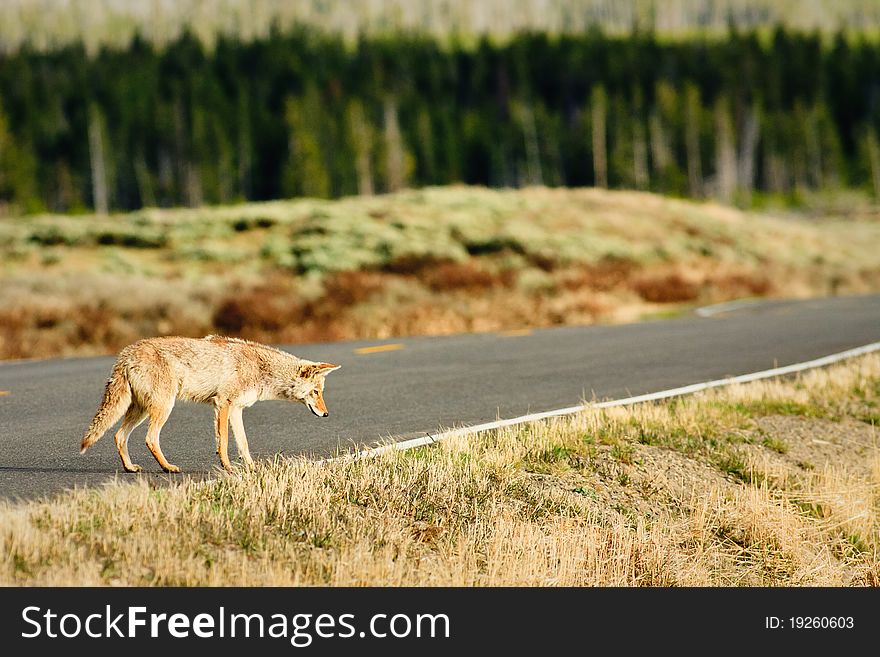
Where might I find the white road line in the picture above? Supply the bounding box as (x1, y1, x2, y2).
(694, 298, 765, 317)
(347, 341, 880, 461)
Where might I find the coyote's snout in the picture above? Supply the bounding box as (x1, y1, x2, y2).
(80, 335, 340, 473)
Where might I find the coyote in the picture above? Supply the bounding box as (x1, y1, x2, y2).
(80, 335, 340, 473)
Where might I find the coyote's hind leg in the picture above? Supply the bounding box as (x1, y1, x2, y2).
(115, 403, 147, 472)
(145, 398, 179, 473)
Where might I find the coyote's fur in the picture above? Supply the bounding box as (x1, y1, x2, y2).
(80, 335, 340, 473)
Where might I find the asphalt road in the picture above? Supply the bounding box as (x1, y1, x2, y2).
(1, 294, 878, 501)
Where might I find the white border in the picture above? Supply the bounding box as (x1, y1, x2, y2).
(348, 341, 880, 461)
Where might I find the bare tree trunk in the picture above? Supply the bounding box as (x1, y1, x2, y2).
(714, 100, 737, 203)
(237, 92, 252, 199)
(591, 86, 608, 188)
(792, 149, 808, 194)
(88, 104, 109, 214)
(867, 128, 880, 200)
(684, 85, 703, 197)
(549, 134, 566, 186)
(649, 111, 671, 173)
(348, 100, 374, 196)
(416, 108, 435, 186)
(134, 151, 156, 208)
(185, 163, 203, 207)
(633, 118, 649, 190)
(383, 97, 406, 192)
(805, 106, 822, 189)
(764, 142, 787, 194)
(737, 106, 759, 203)
(55, 161, 77, 212)
(173, 99, 189, 205)
(519, 101, 543, 186)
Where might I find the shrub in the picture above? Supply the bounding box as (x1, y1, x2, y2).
(632, 272, 700, 302)
(420, 261, 504, 292)
(213, 282, 301, 333)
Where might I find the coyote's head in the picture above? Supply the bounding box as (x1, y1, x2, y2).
(286, 361, 341, 417)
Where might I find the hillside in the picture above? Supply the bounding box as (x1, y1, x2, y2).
(2, 186, 878, 360)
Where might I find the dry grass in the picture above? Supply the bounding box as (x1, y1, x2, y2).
(2, 353, 879, 586)
(2, 186, 880, 359)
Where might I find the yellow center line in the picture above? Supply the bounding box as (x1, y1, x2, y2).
(498, 328, 533, 337)
(354, 343, 404, 355)
(0, 391, 10, 396)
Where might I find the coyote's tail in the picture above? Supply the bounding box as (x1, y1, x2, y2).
(80, 364, 131, 453)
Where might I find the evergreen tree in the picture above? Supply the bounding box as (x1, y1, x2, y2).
(0, 27, 879, 211)
(282, 87, 331, 199)
(0, 98, 41, 212)
(683, 83, 704, 197)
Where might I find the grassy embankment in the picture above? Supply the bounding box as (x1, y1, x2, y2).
(2, 353, 879, 586)
(2, 186, 879, 360)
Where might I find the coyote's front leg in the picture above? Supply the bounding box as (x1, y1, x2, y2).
(214, 401, 233, 473)
(229, 405, 254, 466)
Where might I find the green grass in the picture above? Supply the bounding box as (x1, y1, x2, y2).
(762, 436, 790, 454)
(718, 399, 829, 419)
(4, 186, 879, 278)
(858, 413, 880, 426)
(714, 451, 754, 483)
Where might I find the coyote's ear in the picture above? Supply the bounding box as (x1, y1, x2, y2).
(314, 362, 341, 376)
(300, 362, 341, 379)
